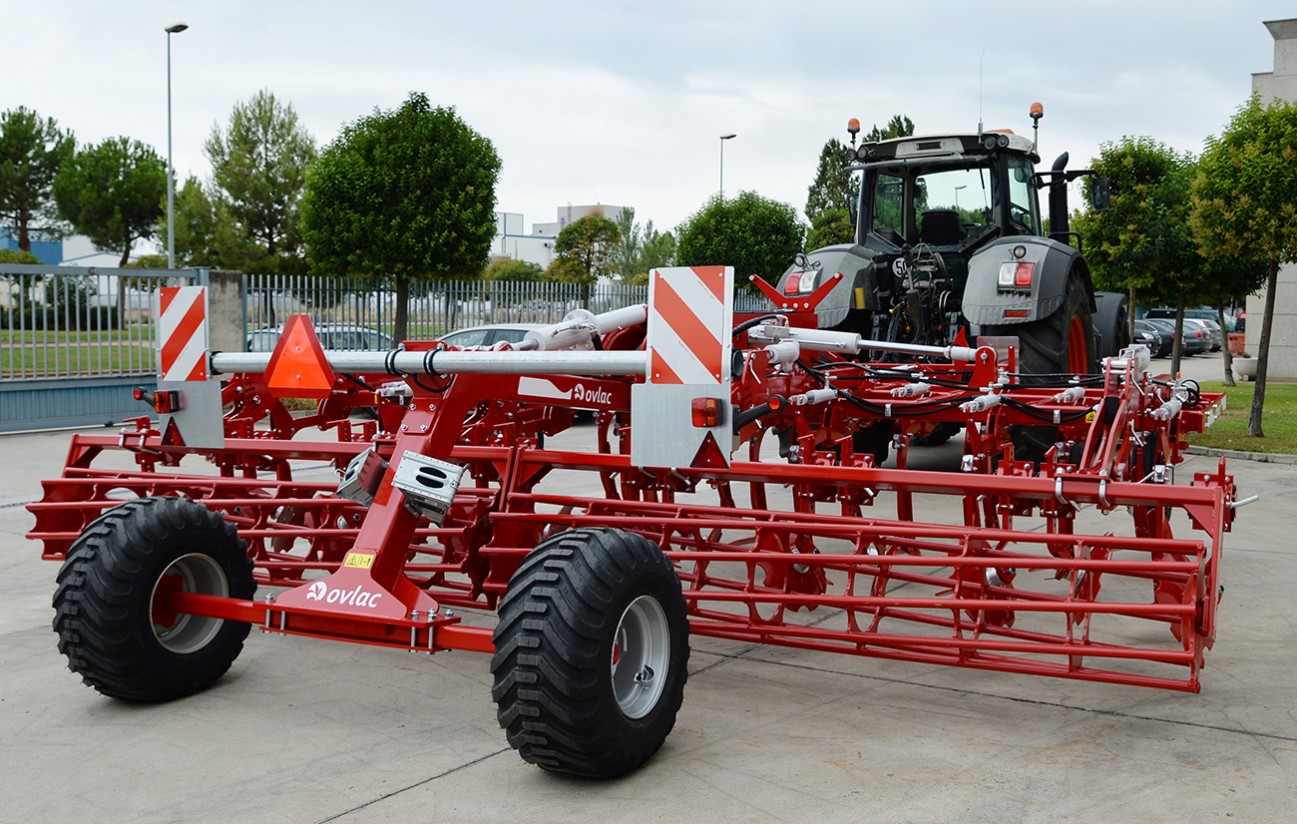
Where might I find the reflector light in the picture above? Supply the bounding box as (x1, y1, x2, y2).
(132, 386, 148, 402)
(1015, 262, 1034, 287)
(768, 395, 785, 411)
(691, 397, 721, 428)
(783, 272, 802, 295)
(1003, 309, 1030, 319)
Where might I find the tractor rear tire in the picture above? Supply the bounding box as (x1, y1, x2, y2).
(53, 497, 255, 703)
(982, 273, 1097, 462)
(491, 528, 689, 778)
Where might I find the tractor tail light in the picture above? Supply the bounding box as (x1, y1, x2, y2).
(998, 262, 1035, 289)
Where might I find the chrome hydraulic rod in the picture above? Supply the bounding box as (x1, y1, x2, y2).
(211, 349, 649, 377)
(744, 323, 981, 363)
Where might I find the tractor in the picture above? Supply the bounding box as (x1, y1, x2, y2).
(774, 104, 1128, 452)
(780, 104, 1126, 373)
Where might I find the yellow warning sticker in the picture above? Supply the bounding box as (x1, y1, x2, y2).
(344, 552, 375, 570)
(1085, 411, 1097, 422)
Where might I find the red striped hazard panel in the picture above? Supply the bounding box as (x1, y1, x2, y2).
(647, 266, 733, 385)
(158, 286, 208, 381)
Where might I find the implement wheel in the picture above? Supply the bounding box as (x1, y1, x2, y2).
(491, 528, 689, 778)
(53, 497, 256, 702)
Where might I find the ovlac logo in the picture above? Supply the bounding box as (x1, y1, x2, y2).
(572, 384, 613, 406)
(305, 580, 384, 608)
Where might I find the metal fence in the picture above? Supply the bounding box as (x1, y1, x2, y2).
(1, 264, 199, 380)
(243, 274, 778, 344)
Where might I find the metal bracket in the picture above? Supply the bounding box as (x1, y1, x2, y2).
(391, 451, 466, 524)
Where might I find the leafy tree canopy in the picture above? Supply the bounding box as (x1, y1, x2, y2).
(1074, 136, 1196, 303)
(548, 214, 621, 290)
(614, 207, 675, 281)
(484, 257, 544, 282)
(0, 107, 74, 252)
(52, 136, 166, 266)
(806, 138, 856, 221)
(864, 114, 915, 142)
(207, 89, 316, 274)
(675, 191, 805, 288)
(302, 92, 501, 340)
(807, 207, 854, 250)
(0, 248, 41, 265)
(1190, 94, 1297, 436)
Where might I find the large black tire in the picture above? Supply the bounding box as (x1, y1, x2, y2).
(1092, 291, 1131, 360)
(983, 273, 1098, 378)
(491, 528, 689, 778)
(53, 496, 256, 703)
(982, 273, 1097, 462)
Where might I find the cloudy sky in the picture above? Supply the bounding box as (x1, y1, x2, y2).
(5, 1, 1295, 245)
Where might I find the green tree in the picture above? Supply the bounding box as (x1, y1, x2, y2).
(157, 175, 222, 267)
(0, 107, 74, 252)
(807, 207, 854, 249)
(805, 138, 856, 221)
(302, 92, 500, 341)
(548, 214, 621, 303)
(613, 207, 676, 281)
(675, 191, 805, 288)
(1075, 137, 1197, 345)
(207, 90, 316, 274)
(638, 221, 676, 275)
(52, 136, 167, 266)
(864, 114, 915, 142)
(484, 257, 544, 282)
(1190, 94, 1297, 437)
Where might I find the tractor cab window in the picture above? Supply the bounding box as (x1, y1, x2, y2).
(870, 173, 906, 246)
(1005, 156, 1041, 235)
(912, 167, 989, 247)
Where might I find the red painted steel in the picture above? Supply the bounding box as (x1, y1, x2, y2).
(29, 306, 1234, 694)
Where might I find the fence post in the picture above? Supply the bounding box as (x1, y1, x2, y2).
(207, 269, 246, 352)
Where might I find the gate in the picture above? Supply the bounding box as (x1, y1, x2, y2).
(0, 263, 203, 432)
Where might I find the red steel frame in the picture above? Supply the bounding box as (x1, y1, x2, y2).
(29, 323, 1234, 692)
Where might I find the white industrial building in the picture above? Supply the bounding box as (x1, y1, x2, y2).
(490, 204, 628, 269)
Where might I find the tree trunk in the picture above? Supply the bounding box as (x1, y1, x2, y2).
(1218, 303, 1235, 387)
(17, 208, 31, 253)
(1249, 260, 1280, 438)
(117, 242, 131, 331)
(1128, 285, 1137, 342)
(395, 276, 409, 344)
(1169, 288, 1185, 377)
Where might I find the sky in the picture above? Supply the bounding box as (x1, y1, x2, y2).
(5, 1, 1296, 247)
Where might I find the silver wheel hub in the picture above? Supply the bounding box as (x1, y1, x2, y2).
(610, 594, 670, 719)
(150, 553, 229, 653)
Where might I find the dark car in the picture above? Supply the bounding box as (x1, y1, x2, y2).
(1143, 317, 1209, 356)
(1134, 319, 1173, 358)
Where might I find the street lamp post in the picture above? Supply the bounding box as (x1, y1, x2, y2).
(165, 22, 188, 269)
(719, 133, 736, 200)
(954, 184, 967, 210)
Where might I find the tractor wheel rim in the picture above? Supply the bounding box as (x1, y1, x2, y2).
(610, 594, 670, 719)
(150, 553, 228, 654)
(1067, 315, 1089, 373)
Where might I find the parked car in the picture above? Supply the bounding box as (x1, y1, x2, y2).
(246, 324, 394, 353)
(1142, 317, 1209, 356)
(1182, 318, 1222, 352)
(1133, 319, 1171, 358)
(436, 323, 542, 348)
(1146, 308, 1224, 349)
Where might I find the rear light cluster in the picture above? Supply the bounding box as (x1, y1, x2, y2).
(134, 386, 180, 414)
(783, 270, 825, 296)
(998, 261, 1034, 290)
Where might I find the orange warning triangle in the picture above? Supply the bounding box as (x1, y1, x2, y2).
(265, 316, 336, 399)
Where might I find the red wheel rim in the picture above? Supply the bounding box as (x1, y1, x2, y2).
(1067, 315, 1089, 373)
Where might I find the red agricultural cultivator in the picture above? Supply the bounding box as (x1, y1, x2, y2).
(30, 268, 1236, 778)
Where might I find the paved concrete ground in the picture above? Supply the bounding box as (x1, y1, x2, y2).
(2, 350, 1293, 823)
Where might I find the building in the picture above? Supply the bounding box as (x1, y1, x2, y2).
(0, 228, 62, 265)
(1248, 18, 1297, 378)
(490, 204, 628, 270)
